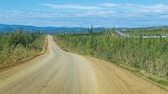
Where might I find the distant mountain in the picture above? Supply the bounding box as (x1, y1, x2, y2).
(0, 24, 105, 34)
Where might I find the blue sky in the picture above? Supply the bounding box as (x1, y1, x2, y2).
(0, 0, 168, 27)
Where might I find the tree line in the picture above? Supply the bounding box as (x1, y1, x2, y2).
(122, 27, 168, 36)
(0, 28, 45, 66)
(54, 29, 168, 79)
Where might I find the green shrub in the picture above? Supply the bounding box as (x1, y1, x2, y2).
(0, 28, 45, 66)
(54, 29, 168, 79)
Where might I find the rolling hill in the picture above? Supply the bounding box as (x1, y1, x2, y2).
(0, 24, 105, 34)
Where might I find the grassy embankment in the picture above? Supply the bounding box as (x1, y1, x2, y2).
(54, 28, 168, 87)
(0, 28, 46, 67)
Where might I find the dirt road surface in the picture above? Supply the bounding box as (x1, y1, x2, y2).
(0, 35, 167, 94)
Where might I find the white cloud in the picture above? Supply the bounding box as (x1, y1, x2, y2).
(41, 4, 99, 10)
(1, 3, 168, 27)
(100, 3, 120, 7)
(149, 4, 168, 9)
(40, 3, 168, 16)
(133, 4, 168, 13)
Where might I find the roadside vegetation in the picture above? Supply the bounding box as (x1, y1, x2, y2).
(54, 28, 168, 86)
(0, 28, 45, 67)
(122, 27, 168, 36)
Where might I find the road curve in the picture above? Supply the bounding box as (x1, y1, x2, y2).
(0, 35, 167, 94)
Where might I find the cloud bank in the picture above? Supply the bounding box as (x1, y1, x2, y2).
(1, 3, 168, 27)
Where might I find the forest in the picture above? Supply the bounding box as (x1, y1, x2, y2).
(122, 27, 168, 36)
(54, 28, 168, 85)
(0, 28, 45, 67)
